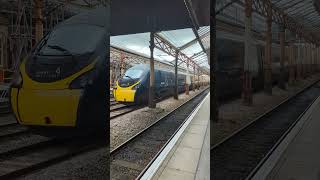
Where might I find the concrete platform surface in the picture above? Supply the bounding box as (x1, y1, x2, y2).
(141, 92, 210, 180)
(252, 94, 320, 180)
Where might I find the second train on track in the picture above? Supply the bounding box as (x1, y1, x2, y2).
(113, 64, 210, 104)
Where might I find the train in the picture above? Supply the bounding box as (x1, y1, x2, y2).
(9, 8, 108, 136)
(215, 35, 289, 101)
(113, 64, 210, 104)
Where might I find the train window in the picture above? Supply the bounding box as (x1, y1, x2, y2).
(123, 68, 144, 79)
(37, 24, 105, 56)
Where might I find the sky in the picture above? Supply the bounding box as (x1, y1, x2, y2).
(110, 27, 210, 71)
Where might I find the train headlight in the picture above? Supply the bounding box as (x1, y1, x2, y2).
(11, 70, 23, 88)
(69, 70, 95, 89)
(132, 83, 140, 90)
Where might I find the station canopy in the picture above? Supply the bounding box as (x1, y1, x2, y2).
(111, 26, 210, 72)
(216, 0, 320, 43)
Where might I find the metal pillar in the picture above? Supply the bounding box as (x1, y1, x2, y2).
(308, 44, 311, 74)
(148, 32, 156, 108)
(296, 37, 302, 80)
(300, 44, 304, 78)
(185, 60, 190, 95)
(288, 44, 295, 85)
(211, 0, 218, 124)
(34, 0, 44, 44)
(193, 65, 196, 91)
(119, 52, 125, 77)
(111, 65, 116, 87)
(243, 0, 253, 105)
(174, 50, 178, 100)
(293, 45, 297, 82)
(278, 24, 286, 89)
(302, 43, 307, 78)
(316, 46, 318, 72)
(264, 0, 272, 95)
(197, 68, 200, 90)
(310, 44, 312, 74)
(318, 47, 320, 72)
(312, 44, 315, 74)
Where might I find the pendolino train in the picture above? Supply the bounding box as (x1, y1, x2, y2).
(113, 64, 209, 104)
(9, 8, 108, 135)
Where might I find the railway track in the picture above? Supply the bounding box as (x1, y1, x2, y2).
(211, 80, 320, 180)
(0, 99, 10, 115)
(0, 135, 105, 179)
(0, 122, 17, 128)
(109, 87, 208, 120)
(110, 87, 209, 180)
(110, 105, 143, 120)
(110, 101, 119, 106)
(110, 104, 135, 112)
(0, 123, 29, 140)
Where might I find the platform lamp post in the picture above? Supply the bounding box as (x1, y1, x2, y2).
(149, 31, 156, 108)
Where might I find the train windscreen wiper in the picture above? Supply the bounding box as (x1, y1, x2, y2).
(124, 75, 134, 81)
(47, 45, 73, 56)
(36, 34, 51, 55)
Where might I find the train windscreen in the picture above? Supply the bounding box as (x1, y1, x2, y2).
(118, 68, 144, 87)
(25, 24, 105, 83)
(36, 24, 105, 56)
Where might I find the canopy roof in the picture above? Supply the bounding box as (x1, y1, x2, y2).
(216, 0, 320, 44)
(111, 0, 209, 36)
(111, 26, 210, 73)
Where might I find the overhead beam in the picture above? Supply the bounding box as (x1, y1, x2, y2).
(184, 0, 208, 58)
(178, 31, 210, 50)
(154, 33, 208, 75)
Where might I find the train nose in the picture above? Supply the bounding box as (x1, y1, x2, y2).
(114, 87, 136, 103)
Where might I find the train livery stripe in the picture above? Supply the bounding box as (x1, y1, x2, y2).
(20, 57, 99, 90)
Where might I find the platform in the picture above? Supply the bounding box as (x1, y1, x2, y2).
(140, 92, 210, 180)
(252, 94, 320, 180)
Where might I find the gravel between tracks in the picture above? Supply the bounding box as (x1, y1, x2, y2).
(15, 147, 108, 180)
(110, 87, 208, 150)
(0, 115, 108, 179)
(213, 74, 320, 146)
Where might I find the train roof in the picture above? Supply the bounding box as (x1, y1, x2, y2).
(57, 7, 108, 28)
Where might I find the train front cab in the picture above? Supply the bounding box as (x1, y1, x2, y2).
(113, 80, 140, 103)
(113, 66, 147, 104)
(10, 21, 107, 133)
